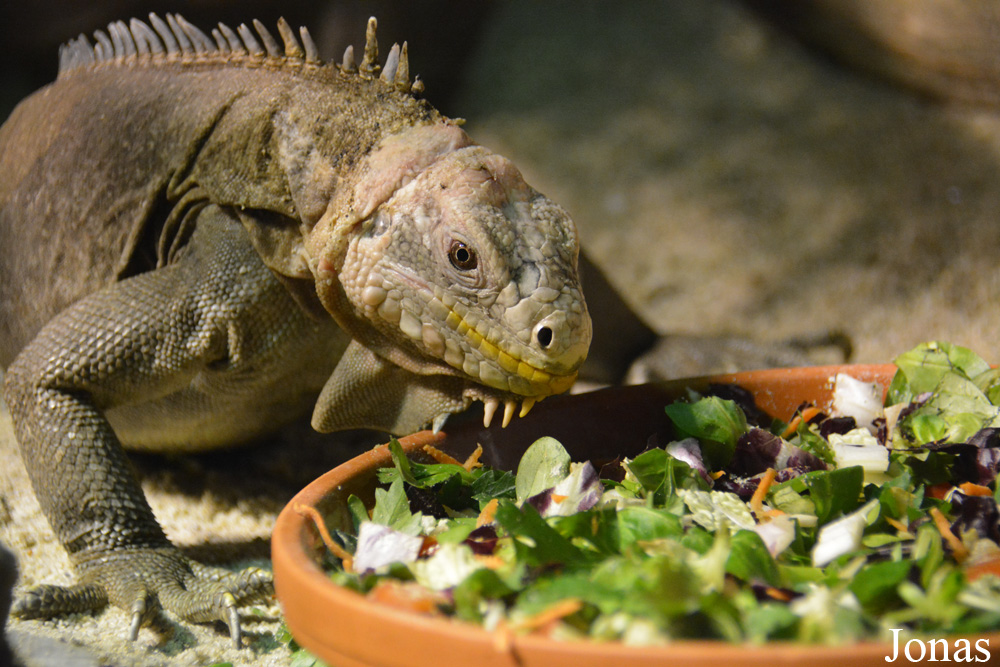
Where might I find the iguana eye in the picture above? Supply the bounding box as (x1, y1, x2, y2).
(448, 241, 477, 271)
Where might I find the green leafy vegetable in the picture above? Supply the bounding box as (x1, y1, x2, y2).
(322, 341, 1000, 646)
(665, 397, 746, 468)
(515, 436, 571, 502)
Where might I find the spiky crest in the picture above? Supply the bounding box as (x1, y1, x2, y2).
(57, 13, 423, 95)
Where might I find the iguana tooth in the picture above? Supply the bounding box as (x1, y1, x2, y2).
(432, 413, 449, 434)
(252, 19, 282, 58)
(394, 42, 410, 92)
(237, 23, 264, 57)
(359, 17, 378, 78)
(149, 14, 179, 55)
(519, 398, 535, 419)
(341, 45, 357, 73)
(381, 44, 400, 84)
(502, 400, 516, 428)
(300, 26, 320, 64)
(483, 398, 500, 428)
(276, 18, 303, 59)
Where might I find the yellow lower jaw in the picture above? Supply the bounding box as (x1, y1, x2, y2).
(444, 309, 577, 396)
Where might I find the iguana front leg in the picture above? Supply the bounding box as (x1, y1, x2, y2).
(2, 205, 339, 647)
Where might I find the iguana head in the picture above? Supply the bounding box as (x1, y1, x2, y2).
(307, 123, 591, 432)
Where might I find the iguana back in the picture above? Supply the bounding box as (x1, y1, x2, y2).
(0, 16, 438, 365)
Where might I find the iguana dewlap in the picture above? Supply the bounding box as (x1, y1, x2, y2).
(0, 15, 591, 646)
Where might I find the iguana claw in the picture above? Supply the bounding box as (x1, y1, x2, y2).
(224, 594, 242, 649)
(128, 605, 143, 642)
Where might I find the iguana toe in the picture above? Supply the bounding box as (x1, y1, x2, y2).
(158, 563, 274, 649)
(14, 549, 273, 647)
(12, 582, 109, 619)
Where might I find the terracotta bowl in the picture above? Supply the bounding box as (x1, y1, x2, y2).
(272, 365, 1000, 666)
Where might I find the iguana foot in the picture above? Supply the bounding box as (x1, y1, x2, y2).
(12, 548, 273, 649)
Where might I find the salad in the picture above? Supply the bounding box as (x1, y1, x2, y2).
(311, 342, 1000, 645)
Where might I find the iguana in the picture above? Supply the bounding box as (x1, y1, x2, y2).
(0, 14, 625, 648)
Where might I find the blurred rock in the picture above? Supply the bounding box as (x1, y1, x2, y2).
(745, 0, 1000, 106)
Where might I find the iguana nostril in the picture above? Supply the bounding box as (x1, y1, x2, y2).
(536, 326, 553, 349)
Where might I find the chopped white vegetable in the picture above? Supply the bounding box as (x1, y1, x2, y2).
(812, 500, 879, 566)
(753, 515, 796, 557)
(831, 373, 884, 430)
(677, 489, 756, 531)
(829, 427, 890, 483)
(409, 543, 483, 590)
(548, 461, 603, 516)
(353, 521, 424, 573)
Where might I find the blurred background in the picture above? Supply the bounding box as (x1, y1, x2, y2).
(3, 3, 1000, 664)
(4, 0, 999, 370)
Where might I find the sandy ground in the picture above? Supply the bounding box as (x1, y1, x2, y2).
(3, 1, 1000, 665)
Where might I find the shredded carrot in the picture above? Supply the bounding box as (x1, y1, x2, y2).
(764, 587, 793, 602)
(477, 498, 499, 527)
(885, 516, 910, 534)
(780, 405, 822, 439)
(422, 444, 462, 466)
(927, 483, 953, 500)
(294, 503, 354, 571)
(710, 470, 726, 480)
(551, 494, 568, 504)
(750, 468, 777, 519)
(418, 536, 439, 558)
(474, 554, 507, 570)
(509, 598, 584, 633)
(958, 482, 994, 497)
(966, 556, 1000, 582)
(929, 506, 969, 562)
(463, 444, 484, 471)
(368, 580, 443, 615)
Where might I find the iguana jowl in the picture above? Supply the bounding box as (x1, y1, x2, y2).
(0, 15, 592, 646)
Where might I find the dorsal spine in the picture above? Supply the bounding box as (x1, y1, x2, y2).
(57, 13, 423, 95)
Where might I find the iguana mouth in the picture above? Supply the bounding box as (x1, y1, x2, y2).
(361, 269, 581, 399)
(445, 387, 545, 433)
(442, 301, 579, 396)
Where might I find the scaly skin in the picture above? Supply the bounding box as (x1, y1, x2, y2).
(0, 14, 592, 646)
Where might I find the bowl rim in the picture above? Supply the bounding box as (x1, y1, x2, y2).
(272, 364, 1000, 666)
